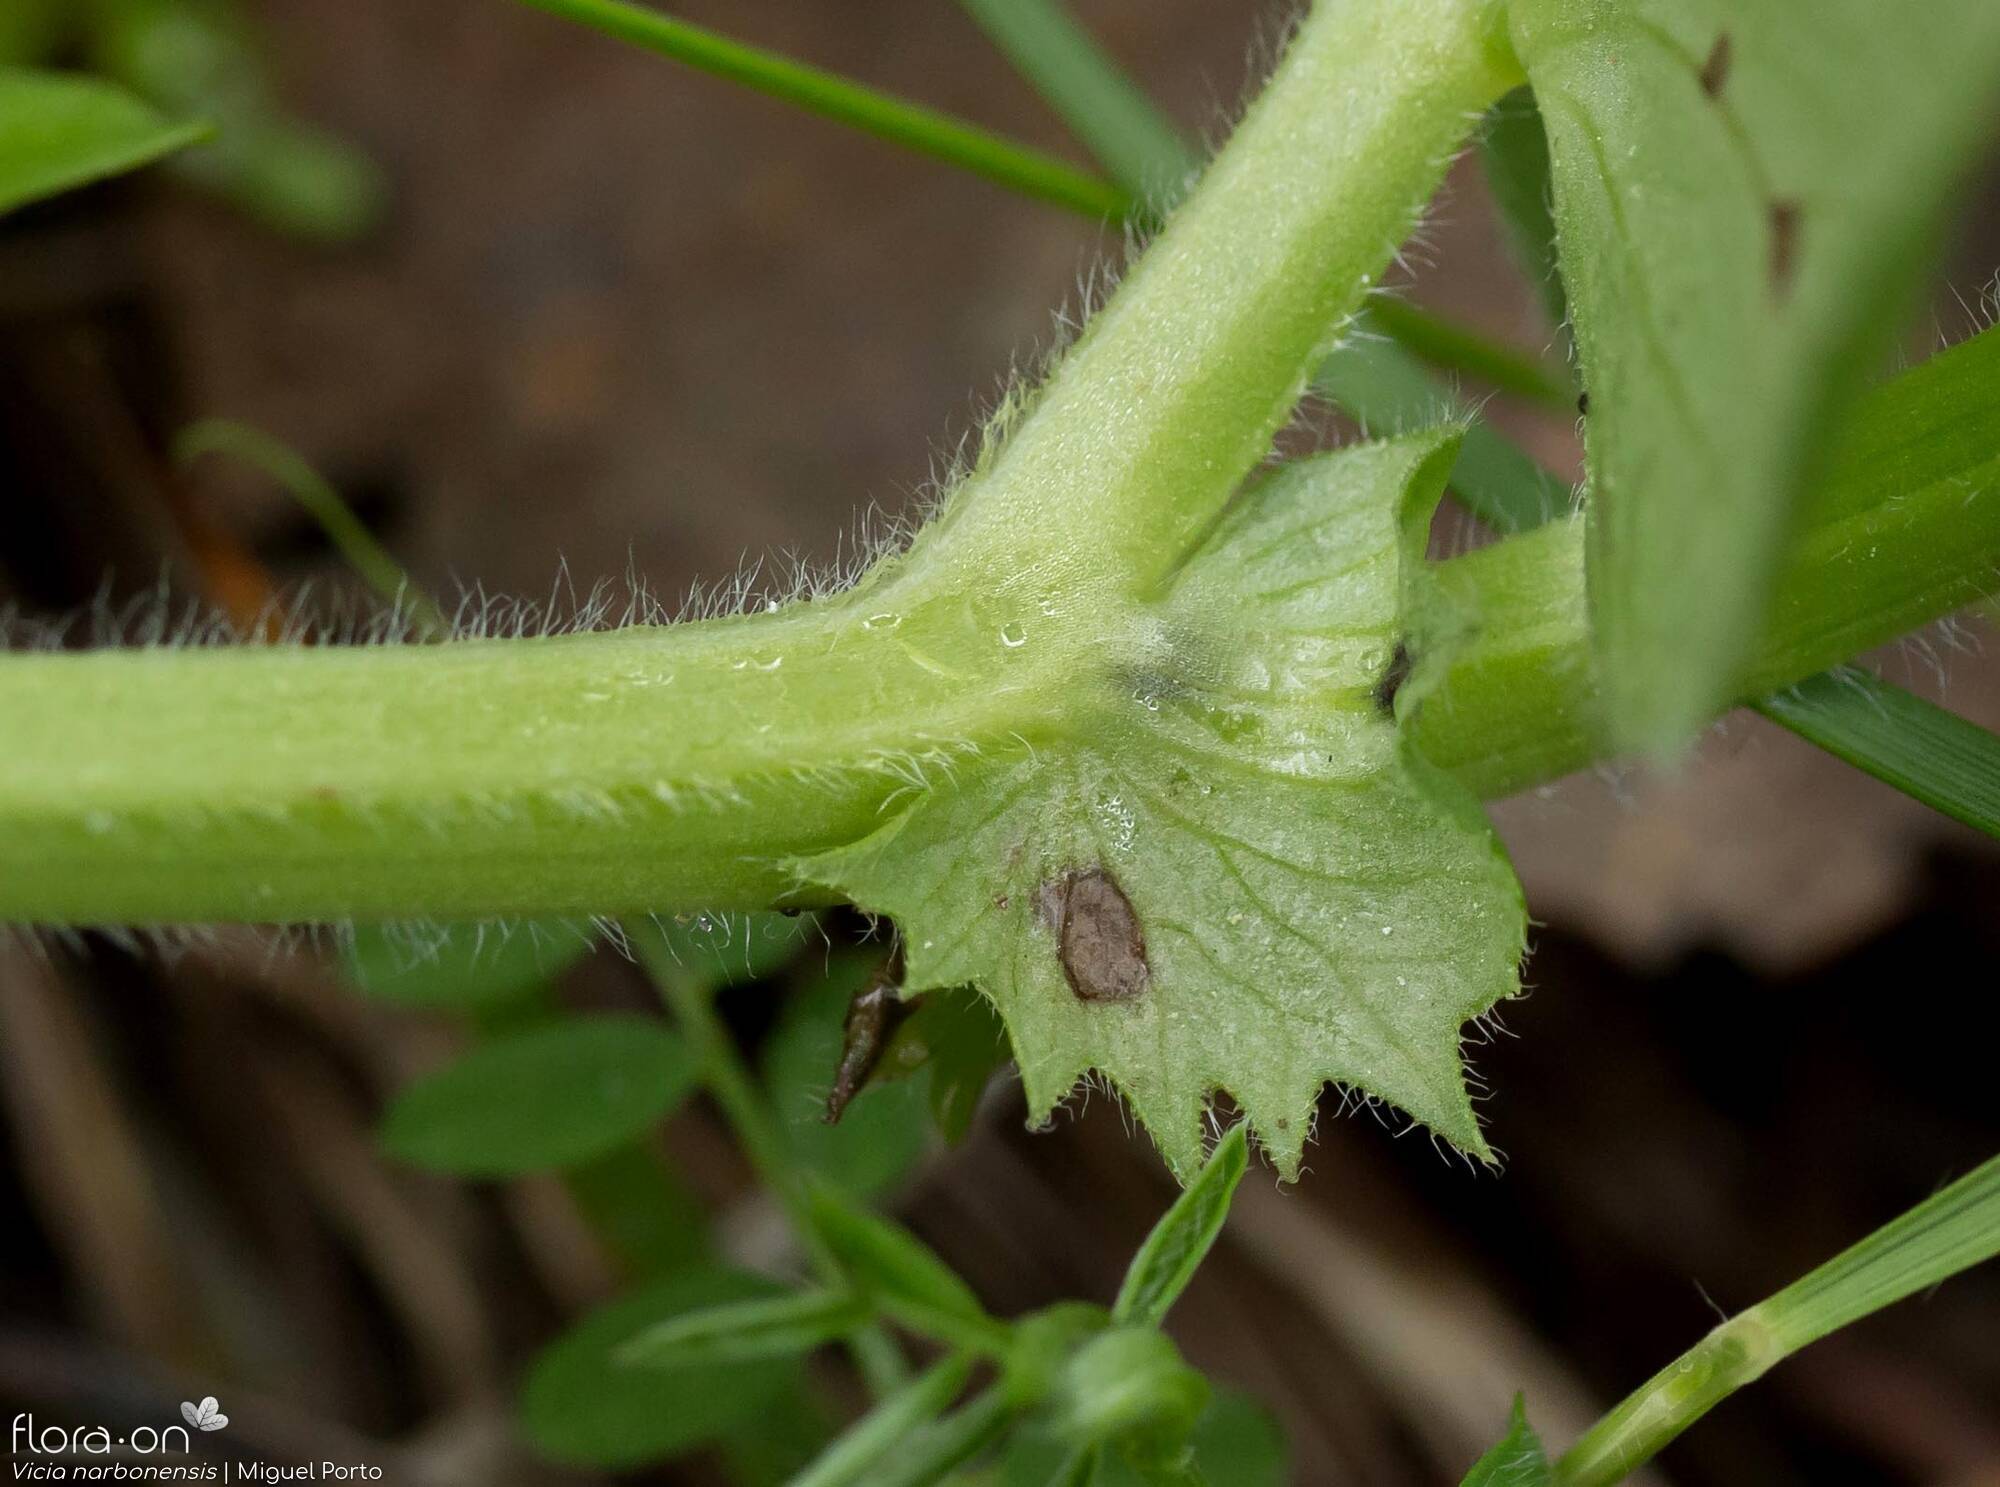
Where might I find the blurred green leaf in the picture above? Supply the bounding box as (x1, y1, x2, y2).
(0, 65, 205, 215)
(1511, 0, 2000, 755)
(1460, 1398, 1550, 1486)
(520, 1265, 796, 1468)
(1112, 1123, 1248, 1329)
(341, 920, 590, 1009)
(1478, 87, 1566, 334)
(88, 0, 384, 240)
(1005, 1391, 1286, 1487)
(381, 1015, 695, 1176)
(618, 1286, 868, 1367)
(791, 1354, 976, 1487)
(563, 1143, 710, 1279)
(807, 1184, 1007, 1352)
(765, 956, 932, 1195)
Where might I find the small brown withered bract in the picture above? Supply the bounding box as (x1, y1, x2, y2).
(823, 950, 910, 1123)
(1039, 866, 1150, 1003)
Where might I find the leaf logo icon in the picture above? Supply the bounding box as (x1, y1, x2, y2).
(180, 1397, 229, 1432)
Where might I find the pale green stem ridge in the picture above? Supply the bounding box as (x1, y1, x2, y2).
(1555, 1153, 2000, 1487)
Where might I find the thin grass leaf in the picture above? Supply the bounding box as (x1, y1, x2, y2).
(176, 418, 450, 639)
(514, 0, 1126, 220)
(958, 0, 1559, 409)
(1555, 1152, 2000, 1486)
(1365, 296, 1572, 412)
(1112, 1124, 1248, 1328)
(1754, 669, 2000, 841)
(957, 0, 1193, 212)
(0, 65, 206, 215)
(616, 1287, 868, 1368)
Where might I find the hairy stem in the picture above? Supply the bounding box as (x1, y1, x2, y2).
(0, 0, 1526, 925)
(4, 418, 1988, 925)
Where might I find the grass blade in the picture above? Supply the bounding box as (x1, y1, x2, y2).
(175, 418, 451, 639)
(1555, 1152, 2000, 1487)
(958, 0, 1192, 211)
(1754, 668, 2000, 840)
(514, 0, 1127, 219)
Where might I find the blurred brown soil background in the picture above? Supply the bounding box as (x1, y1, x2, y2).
(1, 1, 1997, 1483)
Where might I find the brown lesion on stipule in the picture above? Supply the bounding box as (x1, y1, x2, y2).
(1036, 866, 1150, 1003)
(1699, 32, 1733, 97)
(1769, 199, 1802, 298)
(823, 946, 911, 1123)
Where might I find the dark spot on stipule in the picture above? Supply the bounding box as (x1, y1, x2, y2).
(1372, 639, 1414, 716)
(1037, 866, 1150, 1003)
(1698, 32, 1732, 97)
(1769, 199, 1802, 297)
(823, 948, 910, 1124)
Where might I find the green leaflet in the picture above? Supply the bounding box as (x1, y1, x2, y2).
(797, 433, 1525, 1179)
(380, 1015, 697, 1176)
(1112, 1124, 1248, 1328)
(1460, 1398, 1551, 1486)
(0, 64, 205, 215)
(1511, 0, 2000, 755)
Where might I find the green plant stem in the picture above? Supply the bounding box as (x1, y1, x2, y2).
(0, 0, 1529, 925)
(1555, 1152, 2000, 1487)
(513, 0, 1126, 220)
(630, 922, 906, 1395)
(4, 427, 1987, 925)
(1411, 441, 2000, 795)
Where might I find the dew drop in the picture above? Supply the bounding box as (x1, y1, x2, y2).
(1380, 924, 1394, 936)
(999, 621, 1028, 648)
(863, 612, 903, 631)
